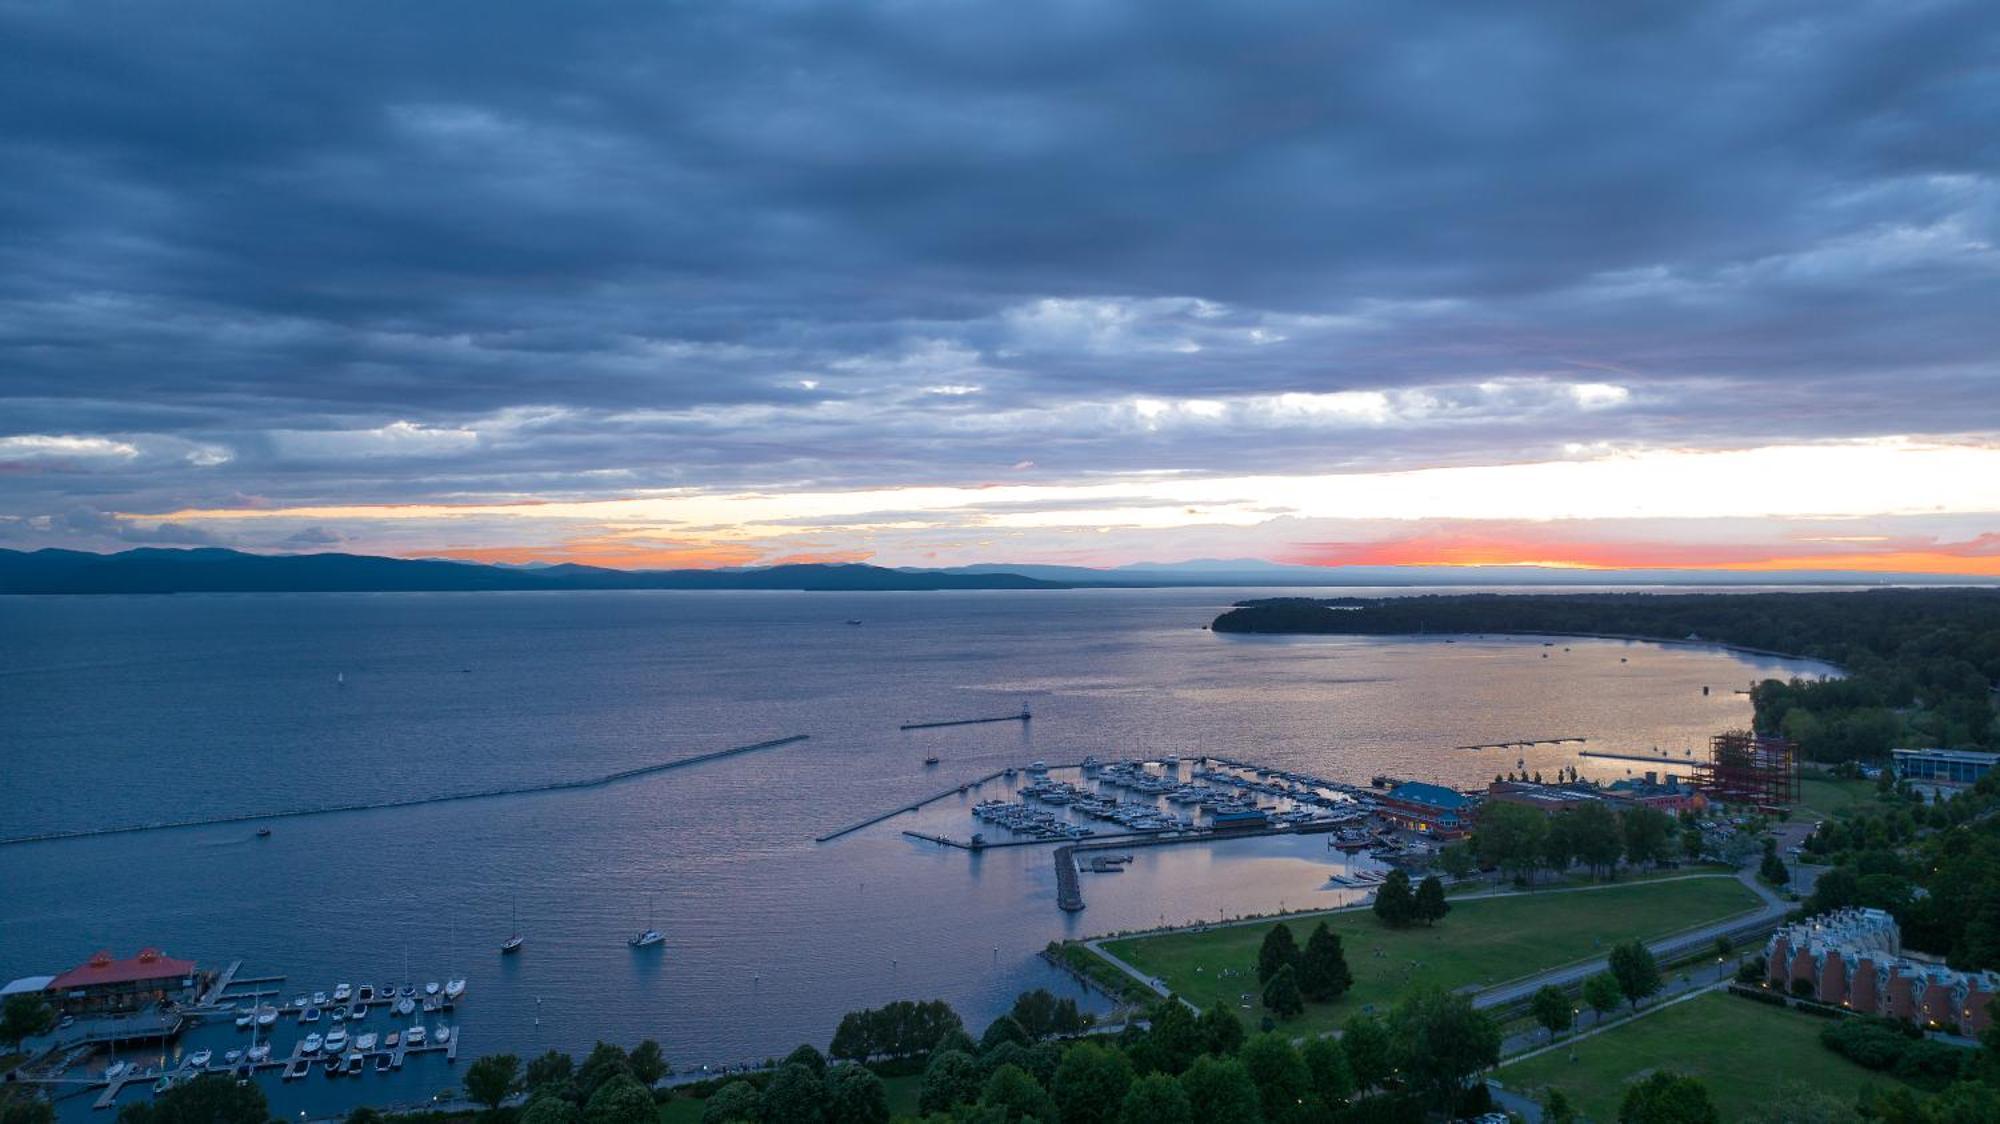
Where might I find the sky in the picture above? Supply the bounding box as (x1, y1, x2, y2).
(2, 0, 1998, 575)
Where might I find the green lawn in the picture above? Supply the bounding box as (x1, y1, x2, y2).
(1798, 775, 1882, 819)
(1499, 991, 1918, 1120)
(1095, 876, 1760, 1036)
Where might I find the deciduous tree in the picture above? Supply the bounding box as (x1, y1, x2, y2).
(1298, 922, 1354, 1001)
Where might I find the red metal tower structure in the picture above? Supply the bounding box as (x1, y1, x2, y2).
(1694, 730, 1799, 810)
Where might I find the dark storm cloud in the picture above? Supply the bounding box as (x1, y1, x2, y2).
(2, 0, 1998, 543)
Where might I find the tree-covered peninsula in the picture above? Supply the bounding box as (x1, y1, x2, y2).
(1212, 590, 2000, 760)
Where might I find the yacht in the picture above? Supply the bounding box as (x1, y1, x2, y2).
(444, 979, 466, 1000)
(291, 995, 309, 1009)
(395, 997, 415, 1017)
(501, 933, 525, 954)
(433, 1026, 450, 1045)
(301, 1007, 321, 1023)
(381, 981, 398, 998)
(104, 1062, 129, 1080)
(329, 1007, 345, 1022)
(399, 984, 415, 997)
(188, 1050, 212, 1069)
(255, 1007, 277, 1027)
(247, 1044, 271, 1063)
(222, 1050, 243, 1066)
(311, 991, 328, 1006)
(323, 1028, 348, 1053)
(384, 1031, 400, 1049)
(355, 1032, 377, 1051)
(423, 981, 440, 996)
(332, 983, 351, 1002)
(234, 1012, 253, 1029)
(406, 1025, 427, 1047)
(630, 928, 665, 947)
(302, 1034, 323, 1055)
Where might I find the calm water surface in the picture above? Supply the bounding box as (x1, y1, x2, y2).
(0, 588, 1833, 1119)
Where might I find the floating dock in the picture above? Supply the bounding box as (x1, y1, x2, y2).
(1579, 749, 1701, 765)
(900, 709, 1032, 731)
(1455, 736, 1588, 750)
(3, 734, 810, 846)
(1054, 845, 1084, 911)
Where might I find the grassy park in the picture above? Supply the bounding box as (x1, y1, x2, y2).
(1499, 991, 1916, 1120)
(1798, 774, 1884, 820)
(1094, 875, 1761, 1035)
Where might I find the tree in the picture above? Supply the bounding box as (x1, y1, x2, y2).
(345, 1110, 386, 1124)
(1257, 922, 1302, 984)
(1474, 802, 1550, 883)
(1372, 868, 1417, 927)
(1146, 996, 1205, 1074)
(1681, 824, 1707, 861)
(1197, 1001, 1245, 1056)
(1053, 1042, 1134, 1124)
(981, 1014, 1030, 1052)
(1439, 843, 1476, 880)
(700, 1081, 762, 1124)
(465, 1053, 523, 1112)
(1413, 875, 1450, 926)
(1618, 1070, 1720, 1123)
(1530, 984, 1574, 1040)
(1584, 972, 1623, 1023)
(0, 994, 56, 1051)
(1300, 1036, 1353, 1106)
(1761, 849, 1792, 886)
(1386, 986, 1501, 1116)
(582, 1073, 656, 1124)
(576, 1042, 633, 1101)
(1239, 1032, 1312, 1118)
(1543, 1087, 1578, 1123)
(630, 1039, 670, 1085)
(526, 1049, 576, 1093)
(1341, 1013, 1393, 1091)
(761, 1063, 828, 1124)
(980, 1063, 1057, 1124)
(114, 1075, 268, 1124)
(1262, 963, 1305, 1019)
(825, 1065, 889, 1124)
(829, 1011, 871, 1062)
(1298, 922, 1355, 1002)
(1609, 939, 1663, 1009)
(1177, 1055, 1263, 1124)
(1008, 989, 1059, 1040)
(919, 1049, 983, 1114)
(1622, 807, 1677, 867)
(1120, 1073, 1194, 1124)
(1569, 802, 1626, 878)
(521, 1098, 581, 1124)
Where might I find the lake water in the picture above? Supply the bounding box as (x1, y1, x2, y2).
(0, 588, 1834, 1119)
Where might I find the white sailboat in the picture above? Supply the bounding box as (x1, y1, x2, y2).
(629, 895, 665, 948)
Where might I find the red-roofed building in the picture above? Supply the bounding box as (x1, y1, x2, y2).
(46, 948, 200, 1014)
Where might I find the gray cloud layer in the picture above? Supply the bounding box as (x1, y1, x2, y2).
(2, 0, 1998, 550)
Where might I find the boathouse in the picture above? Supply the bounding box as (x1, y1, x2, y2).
(46, 948, 199, 1014)
(1378, 782, 1475, 837)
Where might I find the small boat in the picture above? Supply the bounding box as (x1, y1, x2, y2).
(444, 979, 466, 1000)
(333, 983, 351, 1002)
(433, 1026, 450, 1044)
(256, 827, 272, 838)
(105, 1062, 129, 1080)
(312, 991, 328, 1006)
(301, 1007, 321, 1023)
(381, 982, 397, 997)
(355, 1032, 377, 1051)
(375, 1054, 393, 1073)
(923, 755, 940, 766)
(223, 1049, 243, 1066)
(329, 1007, 345, 1022)
(234, 1013, 253, 1029)
(395, 998, 415, 1017)
(348, 1003, 366, 1020)
(302, 1033, 323, 1054)
(384, 1031, 400, 1048)
(423, 982, 439, 997)
(845, 618, 862, 625)
(406, 1025, 427, 1047)
(630, 929, 665, 948)
(255, 1008, 277, 1028)
(323, 1057, 343, 1078)
(357, 984, 374, 1002)
(155, 1074, 177, 1093)
(247, 1044, 270, 1063)
(501, 933, 524, 953)
(291, 995, 309, 1008)
(188, 1049, 212, 1069)
(421, 995, 441, 1013)
(345, 1050, 364, 1070)
(399, 984, 415, 998)
(324, 1028, 348, 1053)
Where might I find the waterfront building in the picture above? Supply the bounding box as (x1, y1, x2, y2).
(1485, 776, 1703, 817)
(45, 948, 200, 1014)
(1765, 908, 1999, 1033)
(1892, 747, 2000, 788)
(1377, 781, 1475, 837)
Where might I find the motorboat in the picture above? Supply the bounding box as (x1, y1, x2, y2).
(433, 1026, 450, 1044)
(223, 1049, 243, 1066)
(406, 1025, 427, 1047)
(395, 998, 415, 1017)
(423, 982, 440, 996)
(357, 984, 373, 1002)
(329, 1007, 345, 1022)
(301, 1006, 321, 1023)
(323, 1028, 348, 1052)
(355, 1032, 377, 1051)
(255, 1007, 277, 1028)
(399, 984, 415, 998)
(421, 995, 442, 1013)
(234, 1013, 253, 1029)
(104, 1062, 129, 1080)
(247, 1044, 270, 1063)
(302, 1033, 323, 1054)
(376, 1054, 393, 1073)
(629, 929, 665, 948)
(444, 979, 466, 1000)
(501, 934, 524, 954)
(381, 982, 398, 998)
(384, 1031, 399, 1048)
(348, 1003, 366, 1020)
(291, 995, 309, 1009)
(188, 1049, 212, 1069)
(256, 827, 271, 838)
(332, 983, 351, 1002)
(311, 991, 328, 1007)
(923, 755, 939, 766)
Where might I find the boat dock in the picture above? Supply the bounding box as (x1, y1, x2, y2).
(1578, 749, 1700, 765)
(815, 769, 1012, 842)
(1054, 845, 1084, 911)
(899, 708, 1032, 731)
(3, 734, 810, 847)
(1455, 736, 1588, 750)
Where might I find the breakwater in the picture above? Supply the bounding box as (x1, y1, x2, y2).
(899, 709, 1032, 731)
(0, 734, 810, 847)
(814, 769, 1011, 842)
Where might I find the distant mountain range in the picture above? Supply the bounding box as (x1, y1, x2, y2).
(0, 547, 1992, 595)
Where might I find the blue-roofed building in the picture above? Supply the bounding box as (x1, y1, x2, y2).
(1379, 781, 1476, 837)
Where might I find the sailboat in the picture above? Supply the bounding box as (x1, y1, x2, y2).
(500, 900, 524, 954)
(629, 895, 665, 948)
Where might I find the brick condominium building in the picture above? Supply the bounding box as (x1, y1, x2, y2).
(1766, 908, 1999, 1033)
